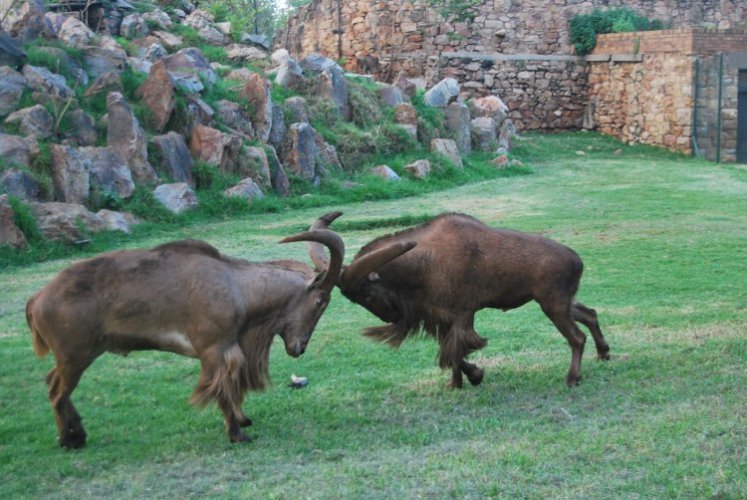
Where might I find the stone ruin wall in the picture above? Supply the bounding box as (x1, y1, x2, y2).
(588, 29, 747, 159)
(279, 0, 746, 131)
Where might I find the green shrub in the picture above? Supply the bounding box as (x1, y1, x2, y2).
(569, 8, 664, 55)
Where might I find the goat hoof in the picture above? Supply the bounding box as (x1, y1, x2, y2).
(447, 379, 464, 390)
(238, 414, 253, 427)
(597, 349, 611, 361)
(466, 367, 484, 386)
(229, 431, 253, 444)
(566, 375, 582, 387)
(60, 428, 87, 449)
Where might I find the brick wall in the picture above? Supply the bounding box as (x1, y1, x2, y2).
(588, 29, 747, 158)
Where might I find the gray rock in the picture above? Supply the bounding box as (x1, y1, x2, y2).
(56, 16, 94, 47)
(241, 33, 270, 50)
(470, 116, 497, 152)
(67, 109, 98, 147)
(96, 209, 139, 233)
(0, 133, 40, 167)
(223, 178, 264, 202)
(445, 102, 472, 155)
(0, 66, 26, 116)
(151, 132, 194, 185)
(404, 159, 431, 179)
(285, 96, 309, 124)
(499, 118, 517, 151)
(424, 77, 460, 107)
(120, 13, 149, 39)
(82, 46, 127, 81)
(430, 138, 463, 169)
(286, 123, 318, 181)
(0, 31, 26, 69)
(153, 182, 198, 214)
(265, 145, 290, 197)
(80, 147, 135, 199)
(29, 201, 106, 242)
(4, 104, 53, 139)
(0, 193, 27, 247)
(1, 168, 41, 201)
(378, 84, 404, 107)
(83, 70, 122, 98)
(269, 104, 286, 152)
(22, 65, 74, 101)
(275, 57, 304, 88)
(215, 100, 254, 139)
(299, 53, 338, 74)
(369, 165, 401, 181)
(50, 144, 89, 204)
(469, 95, 508, 127)
(239, 146, 271, 188)
(225, 44, 266, 63)
(162, 48, 217, 92)
(107, 91, 157, 185)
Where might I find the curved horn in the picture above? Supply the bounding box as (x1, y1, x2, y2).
(280, 229, 345, 293)
(307, 212, 343, 271)
(341, 241, 416, 289)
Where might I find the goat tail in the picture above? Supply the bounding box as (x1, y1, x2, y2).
(437, 323, 487, 370)
(26, 294, 49, 358)
(190, 344, 248, 409)
(363, 322, 415, 348)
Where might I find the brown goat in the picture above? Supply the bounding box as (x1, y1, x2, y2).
(27, 230, 348, 448)
(307, 212, 610, 389)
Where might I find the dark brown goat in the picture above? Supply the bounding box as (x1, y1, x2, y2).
(308, 212, 610, 388)
(27, 230, 347, 448)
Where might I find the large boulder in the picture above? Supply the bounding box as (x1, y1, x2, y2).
(189, 125, 241, 174)
(120, 13, 149, 40)
(214, 99, 254, 139)
(268, 104, 286, 152)
(240, 73, 273, 143)
(378, 84, 404, 107)
(1, 168, 41, 200)
(22, 65, 74, 102)
(225, 44, 266, 64)
(445, 102, 472, 155)
(56, 16, 94, 48)
(286, 123, 318, 181)
(81, 46, 127, 81)
(151, 132, 194, 185)
(404, 159, 431, 179)
(0, 133, 39, 168)
(300, 54, 350, 120)
(50, 144, 89, 204)
(153, 182, 198, 214)
(469, 95, 508, 127)
(430, 138, 463, 169)
(424, 77, 460, 107)
(0, 66, 26, 116)
(0, 31, 26, 69)
(107, 91, 158, 185)
(0, 0, 51, 42)
(135, 60, 175, 132)
(265, 146, 290, 197)
(67, 109, 98, 147)
(79, 147, 136, 199)
(28, 201, 106, 242)
(96, 209, 139, 234)
(184, 10, 227, 45)
(83, 70, 122, 98)
(162, 48, 217, 93)
(285, 96, 309, 124)
(0, 194, 27, 248)
(238, 146, 271, 189)
(470, 117, 497, 152)
(4, 104, 52, 139)
(241, 33, 270, 50)
(369, 165, 401, 181)
(275, 56, 304, 89)
(223, 178, 264, 203)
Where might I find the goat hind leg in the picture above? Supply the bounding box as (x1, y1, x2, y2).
(48, 364, 88, 449)
(572, 302, 610, 360)
(542, 303, 587, 387)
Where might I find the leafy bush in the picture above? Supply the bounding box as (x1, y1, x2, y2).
(569, 8, 664, 55)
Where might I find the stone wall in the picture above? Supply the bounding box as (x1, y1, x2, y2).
(587, 29, 747, 159)
(278, 1, 746, 132)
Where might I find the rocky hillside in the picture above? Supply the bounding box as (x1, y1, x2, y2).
(0, 0, 518, 252)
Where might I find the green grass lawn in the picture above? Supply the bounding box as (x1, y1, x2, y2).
(1, 133, 745, 498)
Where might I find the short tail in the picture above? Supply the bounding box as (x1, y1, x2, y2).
(26, 294, 49, 358)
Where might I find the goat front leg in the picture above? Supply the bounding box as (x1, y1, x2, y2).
(460, 360, 484, 386)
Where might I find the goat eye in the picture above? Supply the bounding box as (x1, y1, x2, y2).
(315, 297, 324, 307)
